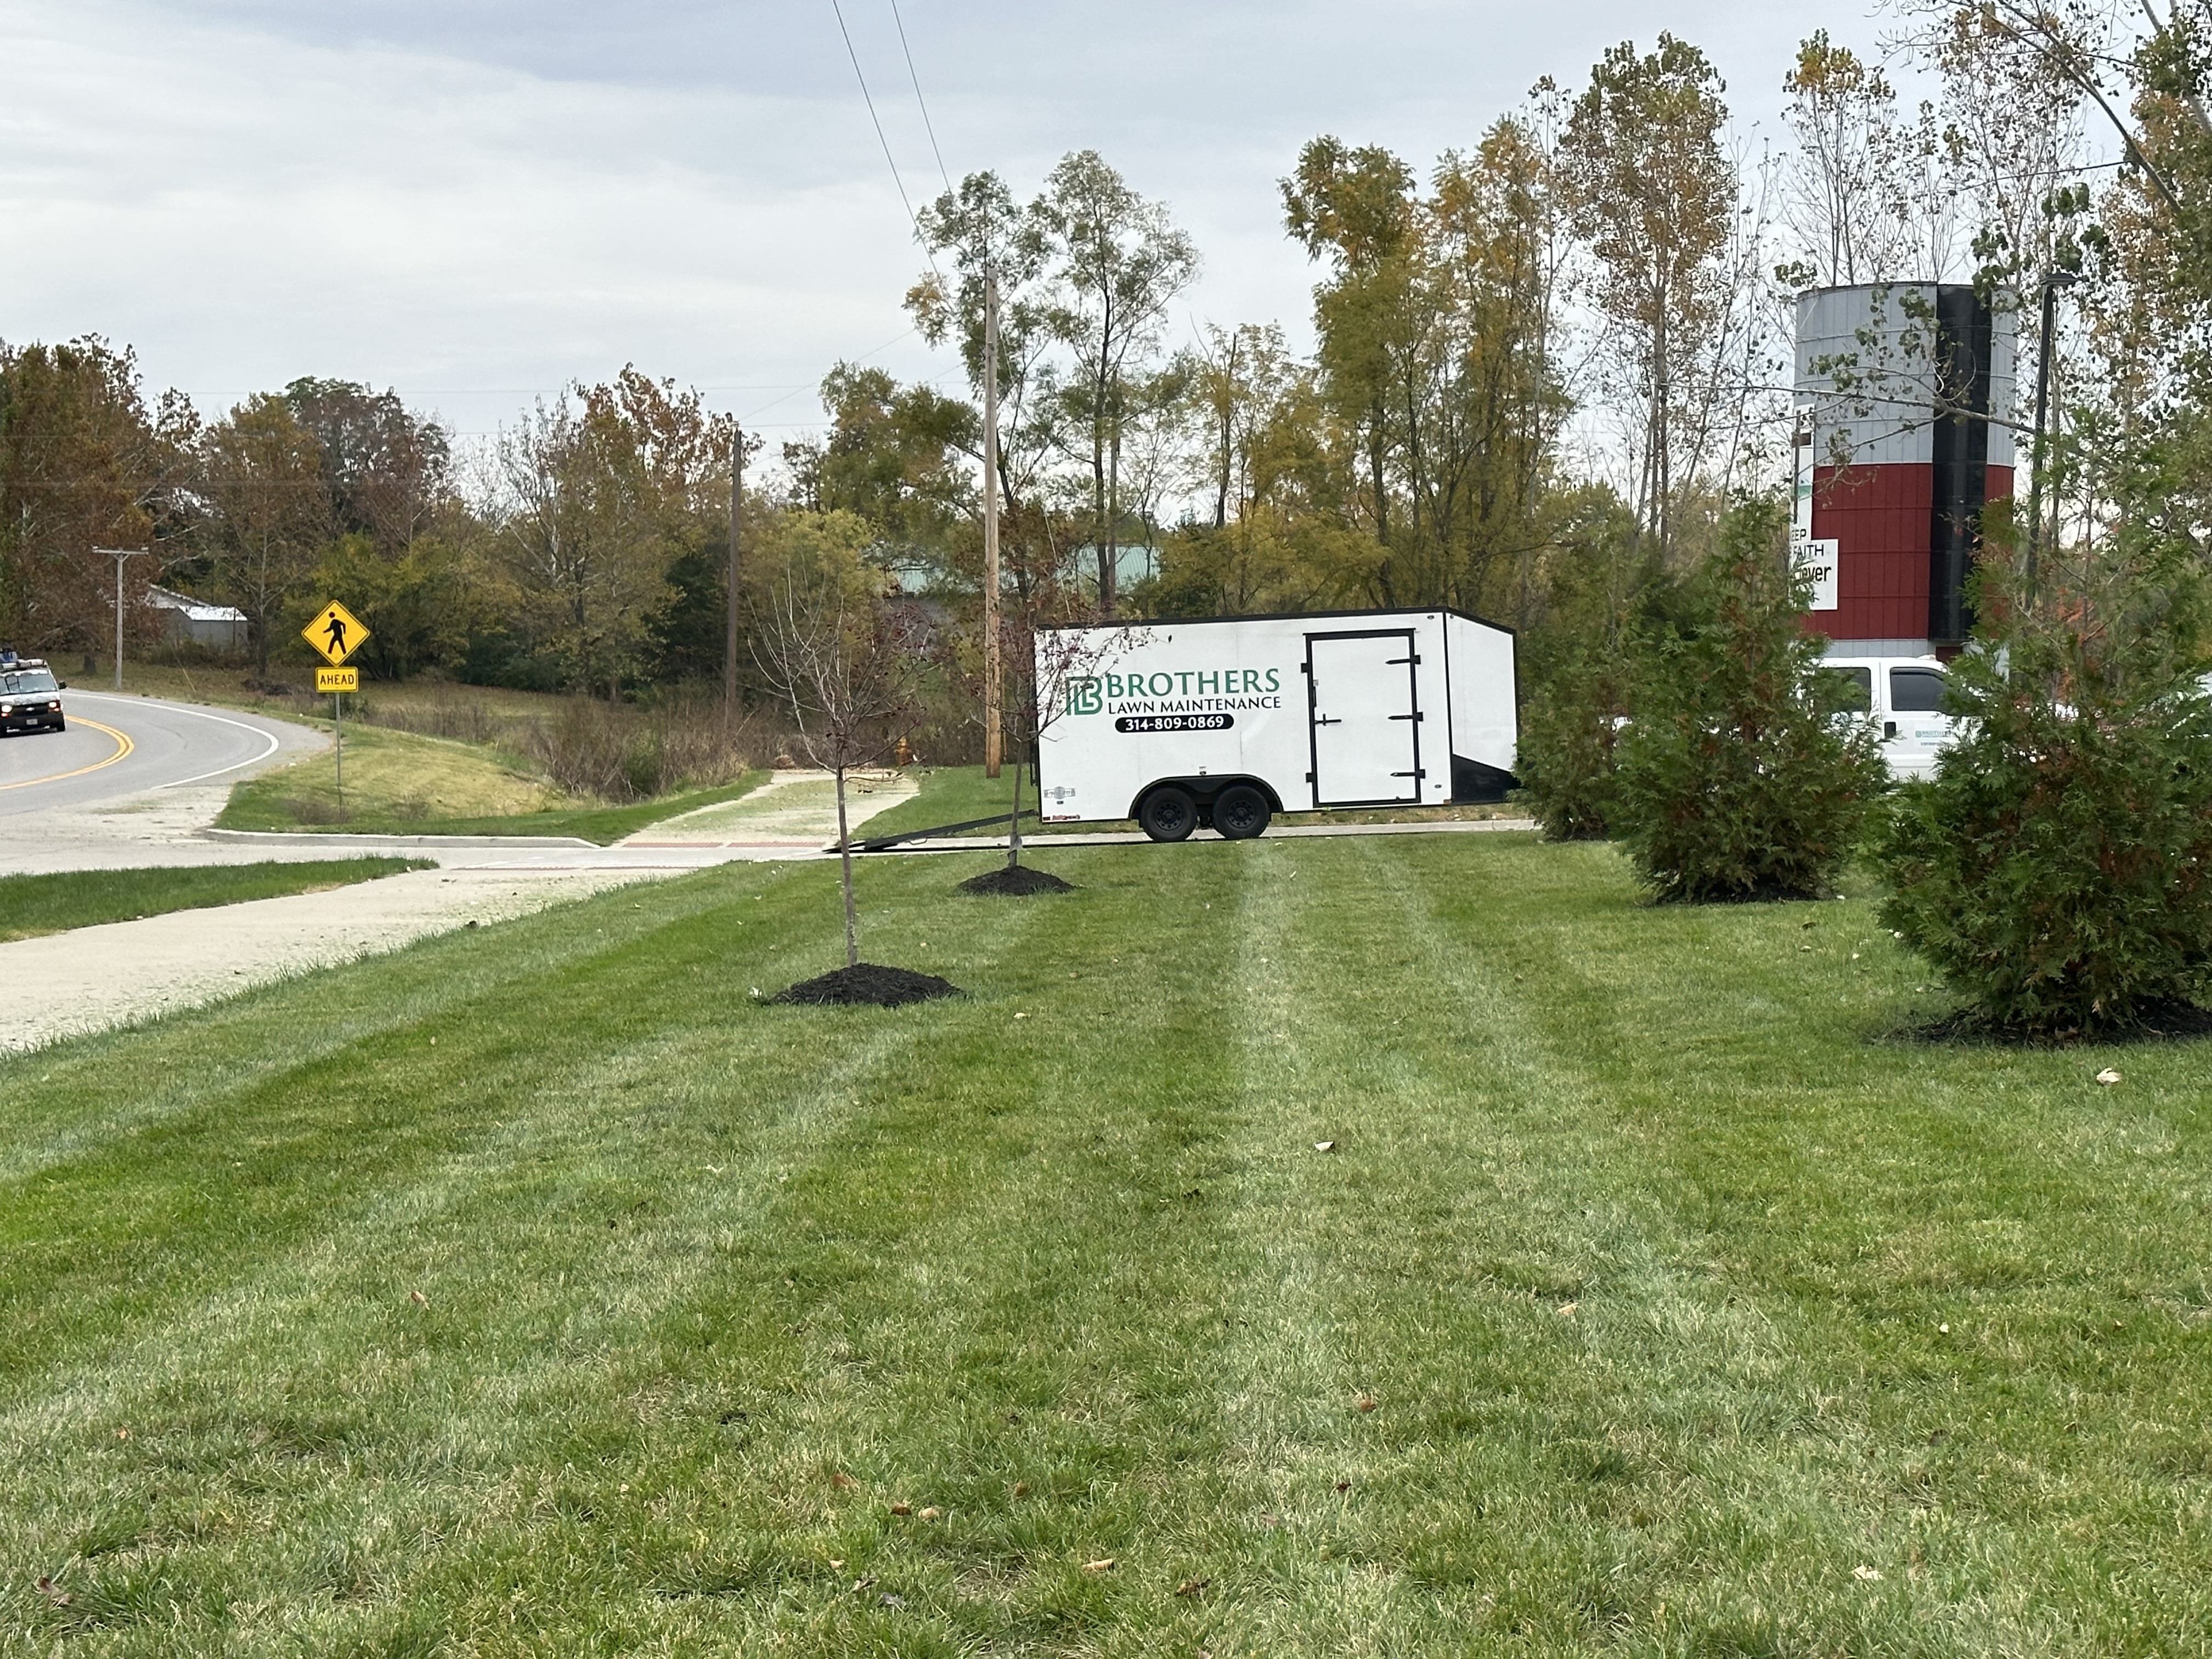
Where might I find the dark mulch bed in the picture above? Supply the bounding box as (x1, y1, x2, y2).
(1648, 883, 1834, 906)
(768, 963, 962, 1008)
(958, 864, 1074, 896)
(1897, 998, 2212, 1047)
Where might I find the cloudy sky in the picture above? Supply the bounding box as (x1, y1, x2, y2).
(1, 1, 1892, 445)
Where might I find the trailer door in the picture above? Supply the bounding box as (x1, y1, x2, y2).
(1305, 629, 1422, 806)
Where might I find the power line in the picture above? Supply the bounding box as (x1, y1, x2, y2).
(891, 0, 953, 195)
(831, 0, 937, 267)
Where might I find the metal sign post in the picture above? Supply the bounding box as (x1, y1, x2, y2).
(303, 603, 370, 815)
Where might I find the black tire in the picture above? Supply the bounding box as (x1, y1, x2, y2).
(1214, 783, 1271, 839)
(51, 719, 65, 733)
(1137, 785, 1198, 843)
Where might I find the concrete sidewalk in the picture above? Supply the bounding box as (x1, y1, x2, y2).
(0, 866, 662, 1052)
(194, 770, 921, 868)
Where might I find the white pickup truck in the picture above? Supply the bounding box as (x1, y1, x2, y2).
(1814, 655, 1959, 778)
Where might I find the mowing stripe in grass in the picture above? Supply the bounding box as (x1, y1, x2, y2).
(0, 865, 839, 1395)
(514, 849, 1263, 1650)
(9, 837, 2212, 1653)
(1537, 889, 2212, 1647)
(1, 857, 1073, 1651)
(0, 1012, 931, 1591)
(0, 879, 705, 1187)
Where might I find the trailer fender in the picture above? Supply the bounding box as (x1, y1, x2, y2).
(1127, 775, 1284, 824)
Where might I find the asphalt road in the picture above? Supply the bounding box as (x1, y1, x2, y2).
(0, 689, 322, 819)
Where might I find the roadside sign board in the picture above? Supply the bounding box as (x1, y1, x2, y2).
(316, 667, 359, 693)
(1791, 533, 1840, 612)
(303, 601, 369, 666)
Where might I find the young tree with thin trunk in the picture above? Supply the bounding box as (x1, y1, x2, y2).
(1282, 122, 1568, 614)
(980, 593, 1114, 874)
(911, 171, 1059, 526)
(1033, 150, 1199, 613)
(1557, 35, 1737, 558)
(753, 516, 932, 968)
(1777, 33, 1936, 289)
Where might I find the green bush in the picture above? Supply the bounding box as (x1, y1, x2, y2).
(1514, 488, 1650, 840)
(1878, 539, 2212, 1035)
(1515, 648, 1628, 839)
(1613, 499, 1886, 902)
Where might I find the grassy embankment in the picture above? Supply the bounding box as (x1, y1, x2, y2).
(4, 833, 2211, 1652)
(0, 860, 431, 943)
(214, 719, 766, 844)
(86, 667, 766, 843)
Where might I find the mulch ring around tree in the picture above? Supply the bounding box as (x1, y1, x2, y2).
(958, 865, 1075, 896)
(1898, 998, 2212, 1047)
(768, 964, 963, 1008)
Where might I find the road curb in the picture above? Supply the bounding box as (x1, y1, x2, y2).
(201, 829, 601, 850)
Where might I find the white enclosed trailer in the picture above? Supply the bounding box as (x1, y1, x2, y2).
(1034, 608, 1517, 842)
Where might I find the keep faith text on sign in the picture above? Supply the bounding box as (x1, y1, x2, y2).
(1792, 534, 1839, 612)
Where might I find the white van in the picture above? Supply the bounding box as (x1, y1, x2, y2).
(1815, 654, 1960, 778)
(1034, 608, 1519, 841)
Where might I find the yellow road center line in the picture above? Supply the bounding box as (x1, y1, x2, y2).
(0, 718, 134, 792)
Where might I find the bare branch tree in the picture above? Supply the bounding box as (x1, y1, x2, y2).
(999, 606, 1119, 871)
(753, 549, 932, 968)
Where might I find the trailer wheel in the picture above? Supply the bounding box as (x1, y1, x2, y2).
(1214, 783, 1270, 840)
(1137, 785, 1198, 843)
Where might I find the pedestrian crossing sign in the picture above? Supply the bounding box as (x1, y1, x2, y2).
(303, 601, 369, 667)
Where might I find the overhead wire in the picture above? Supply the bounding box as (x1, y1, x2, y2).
(891, 0, 954, 195)
(830, 0, 939, 276)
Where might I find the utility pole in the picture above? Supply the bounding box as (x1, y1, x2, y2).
(2023, 269, 2076, 601)
(982, 270, 1003, 779)
(726, 424, 744, 721)
(95, 546, 148, 690)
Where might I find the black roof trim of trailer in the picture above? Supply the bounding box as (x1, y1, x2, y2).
(1035, 605, 1516, 637)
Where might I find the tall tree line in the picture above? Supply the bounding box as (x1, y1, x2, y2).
(10, 10, 2193, 721)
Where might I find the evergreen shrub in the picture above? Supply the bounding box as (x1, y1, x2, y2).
(1516, 649, 1628, 839)
(1878, 539, 2212, 1035)
(1613, 499, 1886, 901)
(1514, 489, 1649, 840)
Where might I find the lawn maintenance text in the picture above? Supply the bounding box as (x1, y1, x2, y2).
(1070, 668, 1285, 718)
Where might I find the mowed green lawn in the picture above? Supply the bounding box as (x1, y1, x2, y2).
(3, 833, 2210, 1655)
(0, 860, 431, 943)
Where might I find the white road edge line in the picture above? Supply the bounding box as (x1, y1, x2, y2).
(66, 692, 286, 787)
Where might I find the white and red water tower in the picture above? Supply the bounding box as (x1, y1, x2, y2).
(1792, 284, 2017, 656)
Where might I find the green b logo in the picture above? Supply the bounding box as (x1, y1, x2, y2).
(1066, 677, 1103, 716)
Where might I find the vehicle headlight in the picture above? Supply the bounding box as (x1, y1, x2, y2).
(2, 705, 13, 715)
